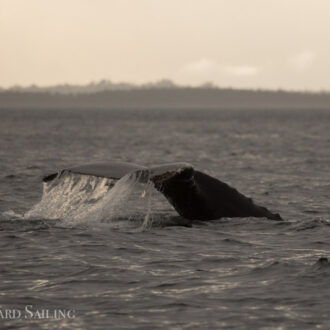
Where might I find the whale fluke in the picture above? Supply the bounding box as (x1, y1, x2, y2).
(152, 168, 282, 220)
(43, 161, 282, 221)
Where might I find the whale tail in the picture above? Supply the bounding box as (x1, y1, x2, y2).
(150, 167, 282, 221)
(43, 161, 282, 221)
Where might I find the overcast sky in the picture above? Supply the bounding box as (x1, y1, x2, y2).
(1, 0, 330, 90)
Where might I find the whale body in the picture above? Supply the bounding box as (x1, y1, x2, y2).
(43, 161, 282, 221)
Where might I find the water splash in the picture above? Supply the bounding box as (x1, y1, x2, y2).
(141, 179, 155, 230)
(24, 170, 155, 227)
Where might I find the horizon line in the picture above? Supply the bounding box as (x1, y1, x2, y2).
(1, 79, 330, 94)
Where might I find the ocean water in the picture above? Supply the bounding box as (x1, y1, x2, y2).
(0, 107, 329, 329)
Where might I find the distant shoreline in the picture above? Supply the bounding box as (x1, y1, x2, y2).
(1, 87, 330, 110)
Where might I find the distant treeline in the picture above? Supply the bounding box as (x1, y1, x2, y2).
(1, 88, 330, 110)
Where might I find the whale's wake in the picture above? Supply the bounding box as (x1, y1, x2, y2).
(24, 171, 157, 227)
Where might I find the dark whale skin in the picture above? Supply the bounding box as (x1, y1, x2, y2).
(154, 168, 282, 221)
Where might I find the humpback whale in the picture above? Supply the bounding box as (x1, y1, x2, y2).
(43, 161, 282, 221)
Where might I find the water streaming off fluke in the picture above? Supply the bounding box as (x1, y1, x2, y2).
(24, 170, 155, 225)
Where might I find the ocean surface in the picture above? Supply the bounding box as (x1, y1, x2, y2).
(0, 107, 329, 329)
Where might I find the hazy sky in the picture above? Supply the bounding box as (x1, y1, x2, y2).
(1, 0, 330, 90)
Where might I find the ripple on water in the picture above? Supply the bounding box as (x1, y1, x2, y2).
(0, 108, 330, 329)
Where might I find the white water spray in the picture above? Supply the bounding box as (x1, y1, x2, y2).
(24, 170, 155, 226)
